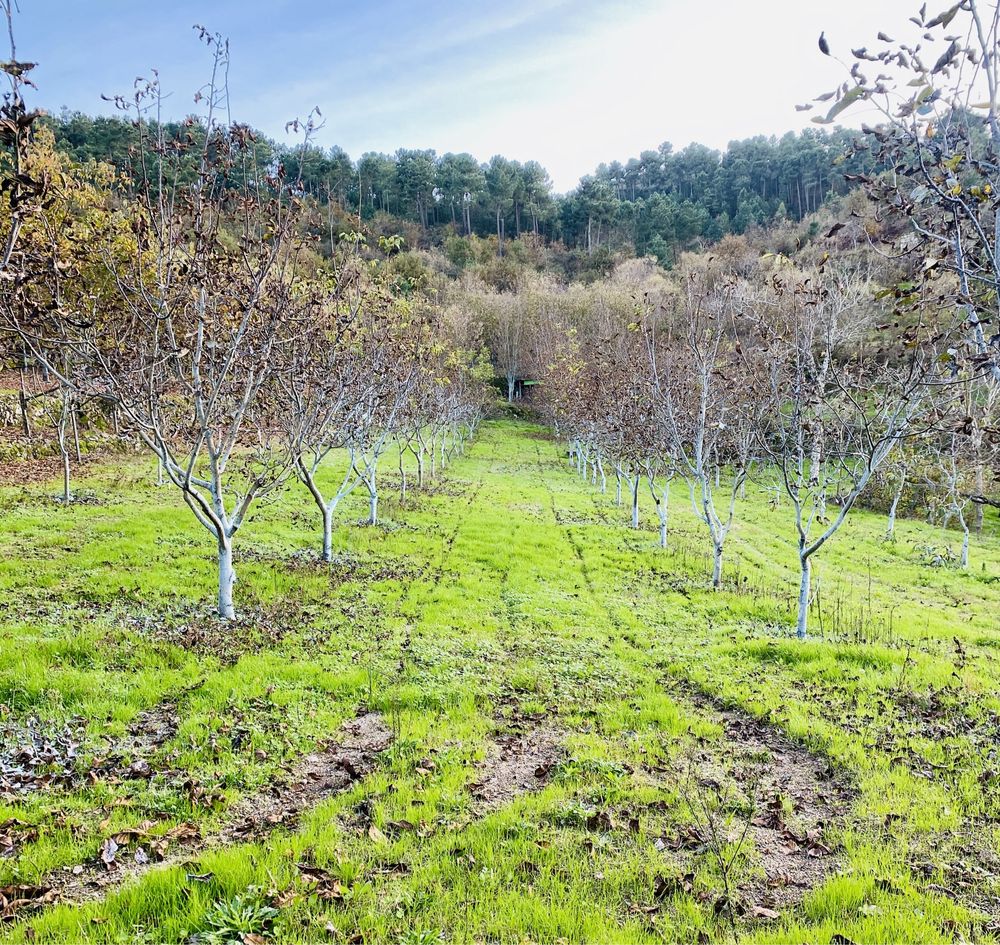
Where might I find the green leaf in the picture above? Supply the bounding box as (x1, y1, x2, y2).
(825, 85, 868, 122)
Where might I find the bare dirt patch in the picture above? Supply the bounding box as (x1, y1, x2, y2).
(28, 712, 393, 915)
(220, 711, 393, 842)
(470, 710, 562, 812)
(669, 688, 853, 913)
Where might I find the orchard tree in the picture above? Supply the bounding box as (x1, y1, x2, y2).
(477, 287, 540, 403)
(349, 296, 424, 526)
(644, 258, 759, 587)
(753, 260, 934, 638)
(813, 0, 1000, 512)
(7, 32, 322, 619)
(279, 258, 370, 562)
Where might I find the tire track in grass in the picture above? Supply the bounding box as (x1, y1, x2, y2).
(13, 713, 393, 918)
(535, 442, 625, 635)
(535, 437, 860, 917)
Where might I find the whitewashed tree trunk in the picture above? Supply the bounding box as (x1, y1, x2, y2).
(796, 554, 811, 640)
(322, 506, 334, 562)
(398, 443, 407, 501)
(886, 466, 906, 539)
(218, 539, 236, 621)
(56, 387, 72, 504)
(958, 504, 970, 569)
(61, 442, 71, 504)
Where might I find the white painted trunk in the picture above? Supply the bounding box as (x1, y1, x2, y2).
(322, 507, 333, 563)
(657, 482, 670, 549)
(631, 476, 640, 529)
(218, 541, 236, 620)
(62, 448, 71, 504)
(712, 543, 723, 589)
(796, 556, 811, 640)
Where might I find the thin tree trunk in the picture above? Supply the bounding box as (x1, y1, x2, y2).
(796, 555, 811, 640)
(218, 539, 236, 620)
(316, 504, 332, 562)
(71, 402, 82, 462)
(631, 474, 640, 529)
(18, 367, 30, 438)
(398, 444, 407, 502)
(57, 392, 71, 503)
(958, 506, 970, 568)
(973, 462, 985, 534)
(655, 479, 670, 548)
(886, 467, 906, 539)
(61, 439, 71, 504)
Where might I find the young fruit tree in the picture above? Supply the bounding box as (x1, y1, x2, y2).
(348, 297, 425, 527)
(5, 33, 322, 618)
(753, 261, 934, 638)
(643, 259, 759, 588)
(279, 265, 367, 562)
(813, 0, 1000, 511)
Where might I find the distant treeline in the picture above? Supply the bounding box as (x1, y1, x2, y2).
(45, 110, 872, 264)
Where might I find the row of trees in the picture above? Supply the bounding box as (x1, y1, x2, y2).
(0, 26, 491, 619)
(466, 0, 1000, 639)
(543, 249, 993, 638)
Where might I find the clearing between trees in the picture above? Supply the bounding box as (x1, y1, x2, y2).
(0, 420, 998, 944)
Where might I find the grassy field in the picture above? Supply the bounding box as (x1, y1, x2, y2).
(0, 419, 998, 944)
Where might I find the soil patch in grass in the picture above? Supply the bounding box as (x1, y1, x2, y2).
(470, 709, 562, 812)
(32, 711, 393, 914)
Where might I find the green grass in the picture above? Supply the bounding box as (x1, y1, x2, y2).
(0, 420, 997, 943)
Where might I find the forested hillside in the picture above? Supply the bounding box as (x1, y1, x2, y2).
(45, 109, 869, 265)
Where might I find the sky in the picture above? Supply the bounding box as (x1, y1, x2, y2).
(13, 0, 919, 193)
